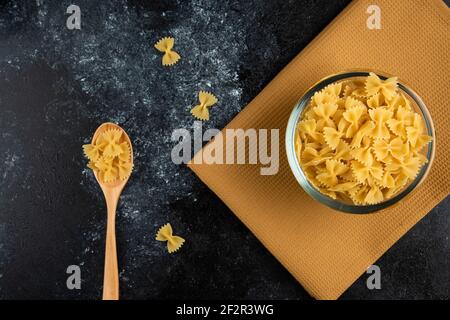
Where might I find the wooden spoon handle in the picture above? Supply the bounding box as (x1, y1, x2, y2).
(102, 198, 119, 300)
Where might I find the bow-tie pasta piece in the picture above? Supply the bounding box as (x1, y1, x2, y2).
(100, 129, 123, 158)
(323, 127, 343, 150)
(313, 90, 338, 106)
(83, 143, 102, 162)
(364, 183, 384, 205)
(94, 156, 118, 183)
(343, 105, 367, 138)
(341, 80, 365, 100)
(387, 106, 413, 138)
(344, 96, 365, 110)
(350, 136, 374, 167)
(351, 159, 383, 185)
(333, 139, 352, 162)
(366, 93, 386, 109)
(156, 223, 185, 253)
(313, 103, 338, 128)
(406, 113, 433, 151)
(387, 93, 412, 112)
(117, 160, 133, 181)
(190, 91, 218, 121)
(373, 137, 409, 162)
(350, 120, 375, 149)
(378, 169, 396, 189)
(369, 108, 393, 140)
(298, 119, 324, 143)
(301, 142, 332, 168)
(295, 73, 432, 205)
(154, 37, 181, 66)
(316, 159, 349, 187)
(385, 156, 421, 180)
(384, 173, 410, 199)
(365, 72, 398, 101)
(322, 82, 343, 97)
(350, 185, 370, 205)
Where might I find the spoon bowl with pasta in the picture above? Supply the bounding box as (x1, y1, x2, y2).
(83, 122, 133, 299)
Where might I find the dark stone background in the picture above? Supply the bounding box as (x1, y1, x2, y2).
(0, 0, 448, 300)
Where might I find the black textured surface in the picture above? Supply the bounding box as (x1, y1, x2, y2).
(0, 0, 448, 300)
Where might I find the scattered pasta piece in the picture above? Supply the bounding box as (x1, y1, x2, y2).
(156, 223, 185, 253)
(83, 128, 133, 183)
(190, 91, 218, 121)
(295, 73, 432, 205)
(154, 37, 180, 66)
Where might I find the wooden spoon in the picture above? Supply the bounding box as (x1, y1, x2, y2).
(92, 122, 133, 300)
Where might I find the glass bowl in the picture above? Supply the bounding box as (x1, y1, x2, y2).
(285, 71, 435, 214)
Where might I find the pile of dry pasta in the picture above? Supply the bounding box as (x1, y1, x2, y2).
(83, 129, 133, 183)
(295, 73, 432, 205)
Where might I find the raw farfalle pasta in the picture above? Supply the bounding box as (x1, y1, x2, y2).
(365, 72, 398, 100)
(190, 91, 218, 121)
(154, 37, 181, 66)
(83, 129, 133, 183)
(295, 73, 432, 205)
(156, 223, 185, 253)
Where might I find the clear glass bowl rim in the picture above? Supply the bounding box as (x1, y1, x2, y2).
(285, 71, 436, 214)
